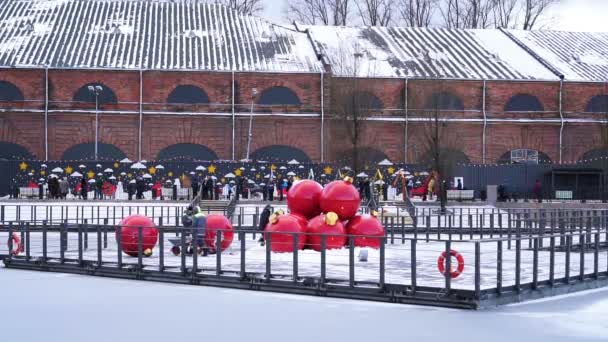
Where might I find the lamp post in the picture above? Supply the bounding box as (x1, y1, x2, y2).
(246, 88, 257, 161)
(88, 85, 103, 160)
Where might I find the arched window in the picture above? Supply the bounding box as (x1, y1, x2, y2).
(352, 91, 384, 111)
(62, 143, 126, 160)
(585, 95, 608, 113)
(580, 148, 608, 162)
(251, 145, 311, 163)
(426, 92, 464, 110)
(257, 87, 301, 105)
(505, 94, 544, 112)
(0, 142, 32, 160)
(73, 83, 117, 105)
(167, 85, 210, 104)
(0, 81, 24, 101)
(498, 149, 552, 164)
(157, 143, 218, 161)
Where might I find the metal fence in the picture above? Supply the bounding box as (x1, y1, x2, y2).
(2, 207, 608, 309)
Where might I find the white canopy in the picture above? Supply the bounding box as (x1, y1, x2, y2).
(298, 165, 305, 169)
(155, 165, 165, 169)
(250, 168, 257, 172)
(41, 164, 47, 168)
(419, 171, 429, 176)
(109, 176, 117, 180)
(357, 172, 368, 178)
(70, 171, 83, 177)
(51, 167, 63, 173)
(224, 173, 236, 178)
(120, 172, 127, 176)
(120, 158, 132, 163)
(195, 165, 206, 171)
(88, 179, 96, 183)
(378, 159, 393, 166)
(375, 180, 385, 185)
(140, 160, 148, 164)
(287, 159, 300, 165)
(95, 164, 102, 168)
(104, 168, 113, 173)
(279, 166, 287, 170)
(239, 167, 245, 170)
(143, 173, 152, 179)
(248, 179, 255, 184)
(131, 162, 146, 169)
(78, 164, 86, 168)
(129, 179, 136, 184)
(49, 174, 58, 178)
(286, 171, 296, 176)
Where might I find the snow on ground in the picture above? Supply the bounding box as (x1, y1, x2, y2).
(1, 268, 607, 342)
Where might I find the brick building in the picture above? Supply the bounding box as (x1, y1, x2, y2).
(0, 0, 607, 166)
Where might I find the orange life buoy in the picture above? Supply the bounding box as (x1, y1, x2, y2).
(437, 249, 465, 279)
(8, 232, 23, 256)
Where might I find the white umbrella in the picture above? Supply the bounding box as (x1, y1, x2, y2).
(287, 159, 300, 165)
(357, 172, 368, 178)
(279, 166, 287, 170)
(39, 178, 45, 181)
(131, 162, 146, 169)
(405, 171, 411, 175)
(97, 173, 103, 176)
(260, 183, 266, 186)
(70, 171, 83, 177)
(155, 165, 165, 169)
(224, 173, 236, 178)
(248, 179, 255, 184)
(415, 180, 422, 184)
(52, 167, 63, 173)
(419, 171, 429, 176)
(260, 166, 266, 170)
(28, 173, 33, 176)
(298, 165, 305, 169)
(41, 164, 47, 168)
(250, 168, 257, 172)
(239, 167, 245, 170)
(143, 173, 152, 179)
(374, 180, 385, 185)
(79, 164, 86, 169)
(109, 176, 116, 180)
(287, 171, 296, 176)
(120, 158, 132, 163)
(88, 179, 96, 183)
(189, 171, 195, 175)
(406, 175, 414, 179)
(378, 159, 393, 166)
(211, 176, 217, 180)
(95, 164, 102, 168)
(140, 160, 147, 164)
(49, 174, 58, 179)
(321, 174, 326, 178)
(104, 168, 113, 173)
(129, 179, 136, 184)
(229, 180, 235, 184)
(195, 165, 206, 171)
(120, 172, 126, 176)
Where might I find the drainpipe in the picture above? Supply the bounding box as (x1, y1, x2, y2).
(44, 67, 49, 161)
(559, 76, 564, 163)
(138, 69, 143, 161)
(482, 80, 487, 164)
(404, 78, 408, 163)
(320, 71, 325, 162)
(231, 70, 235, 160)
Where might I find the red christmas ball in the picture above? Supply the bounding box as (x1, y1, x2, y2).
(117, 215, 158, 257)
(204, 214, 234, 253)
(265, 213, 307, 253)
(320, 177, 361, 220)
(306, 212, 346, 251)
(346, 214, 385, 249)
(287, 180, 323, 219)
(290, 212, 309, 228)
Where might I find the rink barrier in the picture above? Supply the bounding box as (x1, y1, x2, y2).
(2, 210, 608, 309)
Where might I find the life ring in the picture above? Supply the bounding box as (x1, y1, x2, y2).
(437, 250, 465, 279)
(8, 232, 23, 256)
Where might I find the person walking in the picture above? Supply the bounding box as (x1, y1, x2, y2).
(427, 176, 435, 201)
(59, 177, 69, 199)
(80, 178, 88, 200)
(95, 176, 103, 200)
(136, 176, 145, 200)
(257, 204, 272, 246)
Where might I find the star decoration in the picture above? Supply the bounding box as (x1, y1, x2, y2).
(234, 169, 242, 176)
(65, 166, 73, 175)
(87, 171, 95, 179)
(128, 173, 133, 178)
(256, 173, 261, 179)
(19, 162, 28, 171)
(148, 166, 156, 175)
(30, 169, 35, 174)
(114, 162, 119, 168)
(208, 165, 216, 174)
(40, 170, 46, 176)
(323, 166, 333, 175)
(387, 166, 395, 174)
(168, 171, 173, 177)
(271, 164, 277, 171)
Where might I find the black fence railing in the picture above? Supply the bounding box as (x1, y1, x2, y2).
(2, 207, 608, 309)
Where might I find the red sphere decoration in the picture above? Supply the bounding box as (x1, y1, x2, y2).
(320, 178, 361, 220)
(287, 180, 323, 219)
(117, 215, 158, 257)
(290, 212, 309, 228)
(204, 214, 234, 253)
(306, 212, 346, 251)
(265, 214, 307, 253)
(346, 214, 385, 249)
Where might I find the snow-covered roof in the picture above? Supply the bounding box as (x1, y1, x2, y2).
(507, 29, 608, 82)
(303, 25, 558, 80)
(0, 0, 322, 73)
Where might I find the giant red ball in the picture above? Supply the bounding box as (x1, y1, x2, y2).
(287, 180, 323, 219)
(306, 212, 346, 251)
(319, 179, 361, 220)
(265, 214, 307, 253)
(117, 215, 158, 257)
(346, 214, 385, 249)
(204, 214, 234, 253)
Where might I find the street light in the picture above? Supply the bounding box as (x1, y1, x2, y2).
(88, 85, 103, 160)
(246, 88, 257, 161)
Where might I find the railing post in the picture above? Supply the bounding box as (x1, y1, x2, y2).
(159, 227, 164, 272)
(265, 233, 272, 282)
(216, 231, 222, 276)
(580, 231, 585, 281)
(137, 226, 143, 272)
(42, 220, 47, 263)
(444, 240, 451, 293)
(379, 235, 385, 288)
(594, 232, 600, 279)
(320, 234, 326, 285)
(411, 239, 417, 294)
(96, 224, 102, 267)
(240, 231, 246, 279)
(77, 223, 83, 266)
(7, 222, 13, 260)
(475, 241, 480, 299)
(116, 224, 122, 269)
(349, 236, 355, 288)
(293, 233, 299, 282)
(565, 234, 571, 283)
(550, 236, 555, 286)
(497, 240, 502, 295)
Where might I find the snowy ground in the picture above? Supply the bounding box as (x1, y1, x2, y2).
(1, 268, 607, 342)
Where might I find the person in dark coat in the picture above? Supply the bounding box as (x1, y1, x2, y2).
(533, 179, 542, 203)
(257, 205, 272, 245)
(363, 178, 371, 201)
(136, 177, 145, 199)
(192, 176, 200, 199)
(80, 178, 88, 200)
(128, 180, 136, 200)
(206, 176, 214, 200)
(235, 177, 242, 201)
(457, 179, 463, 190)
(267, 181, 274, 201)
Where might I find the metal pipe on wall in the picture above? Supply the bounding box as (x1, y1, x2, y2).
(404, 78, 408, 163)
(138, 69, 143, 161)
(231, 70, 235, 160)
(482, 80, 487, 164)
(44, 67, 49, 161)
(559, 77, 564, 163)
(320, 70, 325, 162)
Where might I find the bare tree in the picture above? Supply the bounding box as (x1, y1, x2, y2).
(399, 0, 437, 27)
(522, 0, 558, 30)
(356, 0, 394, 26)
(492, 0, 519, 28)
(441, 0, 494, 29)
(215, 0, 264, 15)
(287, 0, 351, 25)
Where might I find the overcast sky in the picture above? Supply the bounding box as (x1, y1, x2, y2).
(262, 0, 608, 32)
